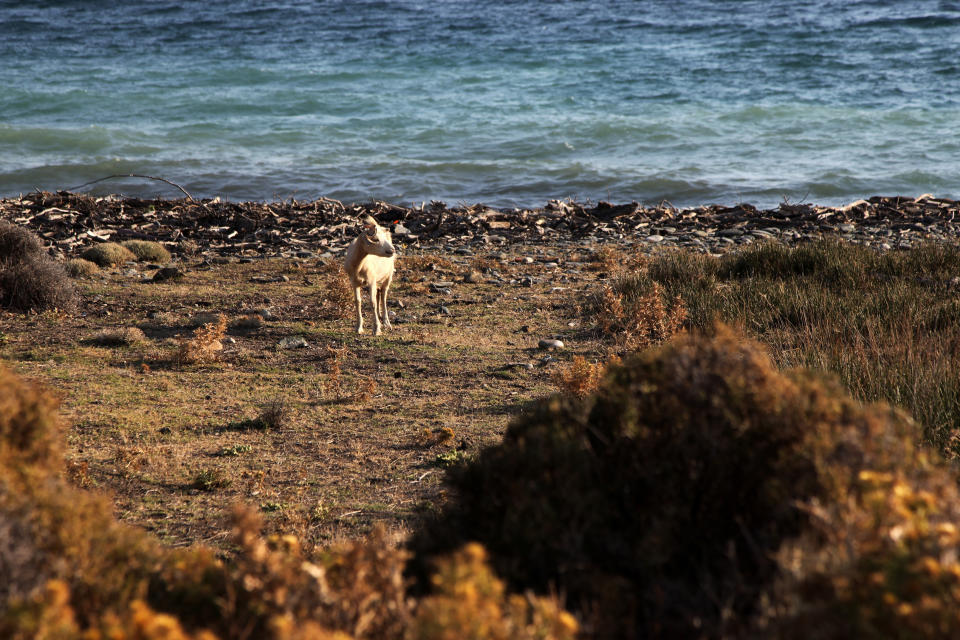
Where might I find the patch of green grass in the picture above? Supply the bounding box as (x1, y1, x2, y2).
(636, 240, 960, 452)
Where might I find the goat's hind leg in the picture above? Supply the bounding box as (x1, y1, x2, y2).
(378, 276, 392, 330)
(353, 286, 365, 334)
(370, 283, 383, 336)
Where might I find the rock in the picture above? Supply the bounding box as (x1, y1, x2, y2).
(646, 234, 665, 243)
(538, 338, 565, 350)
(464, 270, 482, 283)
(506, 362, 534, 371)
(393, 223, 410, 235)
(152, 266, 184, 282)
(278, 336, 309, 349)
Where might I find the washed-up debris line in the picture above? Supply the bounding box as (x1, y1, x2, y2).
(1, 191, 958, 259)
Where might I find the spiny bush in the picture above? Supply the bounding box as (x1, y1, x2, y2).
(0, 221, 76, 312)
(81, 242, 136, 267)
(411, 325, 940, 638)
(121, 240, 172, 264)
(586, 269, 687, 352)
(175, 314, 227, 366)
(552, 354, 620, 399)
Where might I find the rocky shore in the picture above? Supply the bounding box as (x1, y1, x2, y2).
(2, 191, 958, 260)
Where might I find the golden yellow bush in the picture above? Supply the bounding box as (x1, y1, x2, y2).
(412, 543, 577, 640)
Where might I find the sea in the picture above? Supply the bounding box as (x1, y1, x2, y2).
(1, 0, 958, 209)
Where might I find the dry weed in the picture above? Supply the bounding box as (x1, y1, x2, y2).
(595, 280, 687, 352)
(354, 377, 378, 404)
(175, 314, 227, 366)
(552, 355, 620, 399)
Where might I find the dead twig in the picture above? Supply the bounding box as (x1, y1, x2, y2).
(67, 174, 194, 201)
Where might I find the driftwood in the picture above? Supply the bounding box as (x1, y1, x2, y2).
(1, 191, 958, 260)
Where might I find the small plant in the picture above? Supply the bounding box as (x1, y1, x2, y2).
(64, 258, 100, 278)
(121, 240, 172, 263)
(588, 272, 687, 352)
(354, 377, 378, 403)
(324, 345, 348, 396)
(315, 260, 354, 320)
(193, 468, 230, 491)
(175, 314, 227, 366)
(80, 242, 136, 267)
(218, 444, 253, 457)
(552, 355, 620, 399)
(434, 450, 467, 468)
(419, 427, 456, 448)
(88, 326, 148, 347)
(259, 399, 288, 430)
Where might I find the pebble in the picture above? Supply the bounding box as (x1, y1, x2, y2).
(538, 338, 565, 350)
(646, 234, 665, 243)
(278, 336, 309, 349)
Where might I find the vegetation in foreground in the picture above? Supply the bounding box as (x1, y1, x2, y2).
(585, 240, 960, 455)
(4, 227, 960, 637)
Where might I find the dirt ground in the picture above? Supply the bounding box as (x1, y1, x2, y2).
(0, 241, 613, 552)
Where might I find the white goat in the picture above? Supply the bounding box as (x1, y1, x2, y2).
(343, 215, 396, 335)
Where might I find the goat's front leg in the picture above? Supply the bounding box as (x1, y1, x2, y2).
(370, 283, 383, 335)
(354, 286, 365, 334)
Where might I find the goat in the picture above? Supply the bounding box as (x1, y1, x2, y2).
(343, 215, 396, 335)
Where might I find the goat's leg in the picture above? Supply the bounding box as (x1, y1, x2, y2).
(380, 276, 392, 330)
(354, 286, 364, 334)
(370, 283, 382, 335)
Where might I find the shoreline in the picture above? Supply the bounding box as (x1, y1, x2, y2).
(2, 191, 959, 260)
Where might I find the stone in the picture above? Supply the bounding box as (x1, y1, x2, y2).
(278, 336, 309, 349)
(538, 338, 565, 350)
(152, 266, 184, 282)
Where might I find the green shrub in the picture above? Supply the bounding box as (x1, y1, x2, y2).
(0, 222, 76, 312)
(121, 240, 172, 264)
(81, 242, 136, 267)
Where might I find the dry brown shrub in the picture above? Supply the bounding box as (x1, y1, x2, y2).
(593, 278, 687, 352)
(175, 314, 227, 366)
(225, 506, 410, 640)
(354, 377, 377, 404)
(0, 222, 76, 312)
(552, 355, 620, 399)
(316, 261, 354, 320)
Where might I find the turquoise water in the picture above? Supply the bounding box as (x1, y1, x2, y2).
(1, 1, 958, 207)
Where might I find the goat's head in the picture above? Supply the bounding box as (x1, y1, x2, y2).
(359, 216, 396, 258)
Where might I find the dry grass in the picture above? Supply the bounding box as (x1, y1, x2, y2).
(64, 258, 100, 278)
(121, 240, 172, 263)
(81, 242, 136, 267)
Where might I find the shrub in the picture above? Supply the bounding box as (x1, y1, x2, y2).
(410, 325, 933, 638)
(121, 240, 172, 264)
(88, 327, 147, 347)
(552, 355, 619, 399)
(64, 258, 99, 278)
(586, 269, 687, 352)
(175, 314, 227, 366)
(81, 242, 136, 267)
(0, 221, 76, 312)
(316, 260, 354, 320)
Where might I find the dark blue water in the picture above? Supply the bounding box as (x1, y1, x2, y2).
(1, 0, 958, 207)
